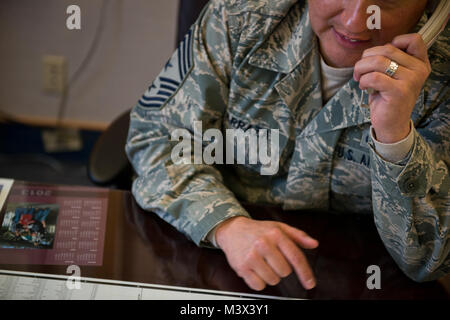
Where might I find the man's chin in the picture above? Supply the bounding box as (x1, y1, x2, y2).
(322, 51, 361, 68)
(319, 39, 362, 67)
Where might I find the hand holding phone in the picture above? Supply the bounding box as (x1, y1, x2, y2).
(355, 0, 449, 143)
(364, 0, 449, 97)
(355, 34, 431, 143)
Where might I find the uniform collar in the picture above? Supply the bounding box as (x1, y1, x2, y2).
(248, 1, 314, 74)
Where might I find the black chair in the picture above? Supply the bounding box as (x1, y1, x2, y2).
(88, 0, 209, 189)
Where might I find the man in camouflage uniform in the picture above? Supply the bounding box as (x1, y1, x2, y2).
(126, 0, 449, 290)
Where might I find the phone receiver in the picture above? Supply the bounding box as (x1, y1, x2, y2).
(419, 0, 450, 48)
(365, 0, 449, 96)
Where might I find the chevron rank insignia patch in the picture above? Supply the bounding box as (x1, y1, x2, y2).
(139, 26, 194, 108)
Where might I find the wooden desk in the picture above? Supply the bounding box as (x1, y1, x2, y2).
(0, 180, 448, 299)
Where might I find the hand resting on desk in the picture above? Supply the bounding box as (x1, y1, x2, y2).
(215, 216, 319, 291)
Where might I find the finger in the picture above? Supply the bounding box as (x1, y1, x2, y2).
(278, 236, 316, 290)
(354, 56, 409, 82)
(362, 44, 421, 71)
(255, 240, 293, 278)
(278, 223, 319, 249)
(359, 71, 399, 94)
(250, 255, 281, 286)
(391, 33, 429, 63)
(240, 269, 266, 291)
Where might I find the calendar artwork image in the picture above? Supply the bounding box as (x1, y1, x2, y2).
(0, 203, 59, 249)
(0, 183, 109, 266)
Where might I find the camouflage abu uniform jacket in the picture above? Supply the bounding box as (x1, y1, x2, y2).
(125, 0, 449, 281)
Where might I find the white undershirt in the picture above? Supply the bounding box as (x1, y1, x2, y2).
(320, 55, 354, 103)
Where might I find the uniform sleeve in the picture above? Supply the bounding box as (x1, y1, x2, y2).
(370, 120, 415, 163)
(125, 0, 250, 247)
(368, 93, 450, 281)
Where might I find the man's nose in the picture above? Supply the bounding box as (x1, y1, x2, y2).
(341, 0, 371, 34)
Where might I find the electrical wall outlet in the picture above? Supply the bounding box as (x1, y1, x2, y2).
(41, 128, 83, 153)
(42, 55, 67, 94)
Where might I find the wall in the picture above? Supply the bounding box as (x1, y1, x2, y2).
(0, 0, 179, 129)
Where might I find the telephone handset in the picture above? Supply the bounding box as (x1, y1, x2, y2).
(364, 0, 449, 97)
(419, 0, 450, 48)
